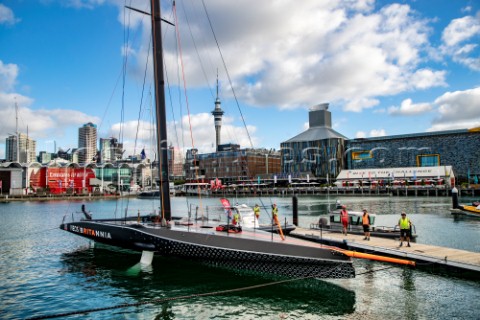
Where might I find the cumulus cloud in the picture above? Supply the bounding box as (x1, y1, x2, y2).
(388, 98, 433, 116)
(0, 103, 100, 140)
(107, 113, 257, 157)
(0, 61, 19, 92)
(355, 131, 367, 138)
(344, 98, 379, 113)
(441, 14, 480, 71)
(132, 1, 446, 113)
(0, 60, 100, 151)
(0, 4, 19, 25)
(442, 15, 480, 46)
(409, 69, 447, 90)
(428, 87, 480, 131)
(64, 0, 108, 10)
(355, 129, 386, 138)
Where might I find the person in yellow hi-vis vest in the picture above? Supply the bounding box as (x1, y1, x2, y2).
(272, 203, 278, 218)
(271, 203, 285, 240)
(232, 210, 240, 225)
(398, 211, 413, 247)
(254, 204, 260, 219)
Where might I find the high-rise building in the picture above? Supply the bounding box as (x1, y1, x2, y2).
(78, 122, 97, 164)
(38, 151, 52, 164)
(169, 145, 184, 177)
(100, 137, 123, 162)
(5, 133, 37, 163)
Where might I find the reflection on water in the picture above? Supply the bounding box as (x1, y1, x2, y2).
(58, 247, 356, 319)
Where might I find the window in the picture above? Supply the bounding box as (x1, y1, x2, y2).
(417, 154, 440, 167)
(352, 151, 372, 160)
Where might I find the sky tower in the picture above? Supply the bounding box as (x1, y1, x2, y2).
(211, 73, 224, 151)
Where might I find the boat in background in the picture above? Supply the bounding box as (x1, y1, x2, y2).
(311, 201, 418, 239)
(60, 0, 354, 279)
(182, 182, 211, 196)
(137, 188, 160, 199)
(451, 204, 480, 217)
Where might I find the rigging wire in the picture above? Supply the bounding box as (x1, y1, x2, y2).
(164, 6, 181, 150)
(201, 0, 254, 149)
(133, 37, 152, 156)
(172, 1, 207, 214)
(119, 0, 133, 149)
(179, 0, 215, 101)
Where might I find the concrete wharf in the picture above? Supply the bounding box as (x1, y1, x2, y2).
(290, 227, 480, 278)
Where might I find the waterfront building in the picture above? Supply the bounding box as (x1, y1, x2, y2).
(5, 133, 37, 163)
(184, 145, 281, 185)
(345, 129, 480, 184)
(280, 103, 346, 181)
(281, 104, 479, 185)
(335, 166, 455, 188)
(0, 162, 23, 195)
(78, 122, 98, 165)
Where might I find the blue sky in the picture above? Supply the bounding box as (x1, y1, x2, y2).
(0, 0, 479, 160)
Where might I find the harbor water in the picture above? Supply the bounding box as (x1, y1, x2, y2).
(1, 195, 479, 319)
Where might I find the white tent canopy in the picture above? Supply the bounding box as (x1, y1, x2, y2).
(335, 166, 455, 186)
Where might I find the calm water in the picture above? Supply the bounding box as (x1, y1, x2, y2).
(1, 195, 479, 319)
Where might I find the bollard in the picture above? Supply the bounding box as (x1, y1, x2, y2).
(292, 195, 298, 226)
(451, 187, 459, 209)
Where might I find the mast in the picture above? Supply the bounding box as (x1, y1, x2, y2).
(151, 0, 171, 220)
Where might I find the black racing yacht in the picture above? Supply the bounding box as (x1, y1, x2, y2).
(60, 0, 354, 279)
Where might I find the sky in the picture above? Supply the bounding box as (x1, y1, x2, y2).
(0, 0, 479, 161)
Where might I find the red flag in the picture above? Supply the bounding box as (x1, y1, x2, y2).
(220, 198, 231, 209)
(220, 198, 232, 219)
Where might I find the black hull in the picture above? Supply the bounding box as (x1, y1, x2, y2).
(137, 191, 160, 199)
(60, 221, 354, 279)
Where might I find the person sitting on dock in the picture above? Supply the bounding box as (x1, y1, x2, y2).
(340, 205, 349, 235)
(398, 212, 412, 247)
(254, 204, 260, 219)
(362, 209, 371, 241)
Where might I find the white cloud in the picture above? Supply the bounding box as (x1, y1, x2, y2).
(441, 14, 480, 71)
(428, 87, 480, 130)
(107, 113, 258, 157)
(355, 131, 367, 138)
(442, 15, 480, 47)
(388, 98, 433, 116)
(369, 129, 386, 137)
(409, 69, 447, 90)
(64, 0, 107, 10)
(0, 4, 19, 25)
(344, 98, 379, 113)
(130, 1, 445, 113)
(355, 129, 385, 138)
(0, 103, 100, 147)
(0, 61, 19, 92)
